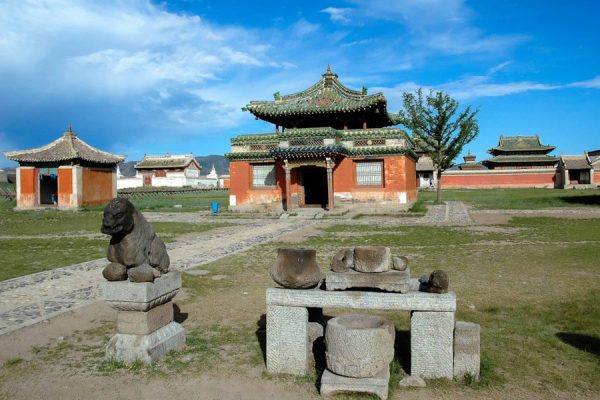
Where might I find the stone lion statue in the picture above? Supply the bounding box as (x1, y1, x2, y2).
(101, 198, 170, 282)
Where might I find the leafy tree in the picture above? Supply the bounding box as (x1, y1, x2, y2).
(399, 89, 479, 203)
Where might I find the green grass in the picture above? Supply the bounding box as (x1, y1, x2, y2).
(119, 189, 229, 212)
(0, 203, 226, 281)
(419, 188, 600, 209)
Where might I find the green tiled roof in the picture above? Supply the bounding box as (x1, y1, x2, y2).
(230, 133, 278, 145)
(489, 135, 555, 154)
(243, 68, 398, 126)
(341, 128, 412, 143)
(279, 127, 339, 139)
(270, 145, 347, 159)
(348, 146, 418, 161)
(225, 151, 271, 161)
(484, 155, 559, 164)
(135, 154, 197, 169)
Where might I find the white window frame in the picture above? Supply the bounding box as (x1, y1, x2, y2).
(252, 163, 276, 188)
(355, 160, 383, 187)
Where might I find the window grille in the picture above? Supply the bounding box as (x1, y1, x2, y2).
(356, 161, 383, 186)
(252, 164, 276, 187)
(353, 139, 386, 147)
(249, 144, 277, 151)
(289, 139, 324, 147)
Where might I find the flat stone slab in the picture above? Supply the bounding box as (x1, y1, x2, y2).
(106, 321, 185, 364)
(454, 320, 481, 380)
(117, 301, 174, 335)
(411, 311, 454, 379)
(266, 288, 456, 312)
(320, 367, 390, 400)
(103, 272, 181, 311)
(266, 305, 308, 375)
(325, 269, 410, 293)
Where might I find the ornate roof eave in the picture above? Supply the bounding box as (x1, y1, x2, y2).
(270, 145, 348, 160)
(483, 155, 559, 164)
(230, 133, 278, 145)
(348, 147, 419, 161)
(225, 151, 272, 161)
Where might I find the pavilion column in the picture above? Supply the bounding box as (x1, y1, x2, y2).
(326, 157, 334, 211)
(284, 159, 292, 212)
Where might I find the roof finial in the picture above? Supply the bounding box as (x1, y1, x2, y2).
(327, 64, 331, 73)
(68, 123, 72, 132)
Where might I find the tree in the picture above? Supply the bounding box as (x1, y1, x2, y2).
(398, 89, 479, 203)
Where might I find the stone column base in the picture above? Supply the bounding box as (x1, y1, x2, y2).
(320, 367, 390, 400)
(106, 321, 185, 364)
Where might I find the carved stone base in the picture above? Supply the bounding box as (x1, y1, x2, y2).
(106, 321, 185, 364)
(320, 367, 390, 400)
(325, 269, 410, 293)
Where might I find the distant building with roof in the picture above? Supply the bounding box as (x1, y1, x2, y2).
(3, 127, 125, 209)
(482, 135, 558, 170)
(556, 154, 595, 188)
(118, 154, 202, 189)
(441, 135, 560, 189)
(226, 66, 417, 211)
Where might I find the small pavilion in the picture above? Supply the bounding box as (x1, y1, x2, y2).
(4, 127, 125, 209)
(226, 67, 417, 211)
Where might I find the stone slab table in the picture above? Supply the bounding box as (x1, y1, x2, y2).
(266, 287, 456, 379)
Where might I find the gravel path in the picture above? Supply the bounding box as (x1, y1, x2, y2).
(0, 201, 471, 336)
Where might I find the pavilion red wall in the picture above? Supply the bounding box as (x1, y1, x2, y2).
(17, 167, 37, 208)
(229, 161, 284, 207)
(82, 167, 115, 206)
(57, 167, 73, 207)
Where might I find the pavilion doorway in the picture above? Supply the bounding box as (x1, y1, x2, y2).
(299, 166, 328, 208)
(39, 172, 58, 205)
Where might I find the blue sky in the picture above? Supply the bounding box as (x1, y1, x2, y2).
(1, 0, 599, 167)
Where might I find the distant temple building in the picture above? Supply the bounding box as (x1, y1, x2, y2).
(482, 135, 558, 169)
(4, 127, 124, 209)
(441, 135, 560, 189)
(226, 67, 417, 211)
(556, 154, 595, 188)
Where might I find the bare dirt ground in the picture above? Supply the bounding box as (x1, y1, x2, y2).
(1, 206, 598, 400)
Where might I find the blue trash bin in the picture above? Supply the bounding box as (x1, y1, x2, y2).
(210, 201, 220, 214)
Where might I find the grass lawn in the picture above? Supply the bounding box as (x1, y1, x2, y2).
(419, 188, 600, 209)
(4, 214, 597, 399)
(118, 189, 229, 212)
(0, 205, 224, 281)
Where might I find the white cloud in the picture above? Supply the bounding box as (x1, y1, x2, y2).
(321, 7, 352, 24)
(568, 76, 600, 89)
(488, 61, 513, 74)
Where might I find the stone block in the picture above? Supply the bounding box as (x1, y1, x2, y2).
(454, 321, 480, 380)
(353, 246, 391, 273)
(117, 301, 174, 335)
(102, 271, 181, 311)
(106, 321, 185, 364)
(266, 288, 456, 312)
(325, 314, 395, 378)
(266, 305, 309, 375)
(320, 367, 390, 400)
(325, 269, 410, 293)
(411, 311, 454, 379)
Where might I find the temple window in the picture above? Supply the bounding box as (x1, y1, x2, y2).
(252, 164, 276, 188)
(355, 161, 383, 186)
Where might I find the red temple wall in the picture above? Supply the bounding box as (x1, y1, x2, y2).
(82, 167, 116, 206)
(17, 167, 37, 208)
(58, 167, 74, 207)
(441, 171, 556, 188)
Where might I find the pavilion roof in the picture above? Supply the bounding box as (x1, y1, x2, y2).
(4, 127, 125, 165)
(488, 135, 555, 154)
(560, 155, 591, 170)
(484, 154, 559, 164)
(135, 154, 199, 169)
(243, 67, 400, 127)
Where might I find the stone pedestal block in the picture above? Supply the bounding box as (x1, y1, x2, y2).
(353, 246, 391, 273)
(411, 311, 454, 379)
(117, 301, 174, 335)
(103, 272, 181, 311)
(266, 305, 309, 375)
(454, 321, 480, 380)
(320, 367, 390, 400)
(325, 269, 410, 293)
(325, 314, 395, 378)
(106, 321, 185, 364)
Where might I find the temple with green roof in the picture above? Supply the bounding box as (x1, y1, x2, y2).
(483, 135, 558, 169)
(226, 67, 417, 211)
